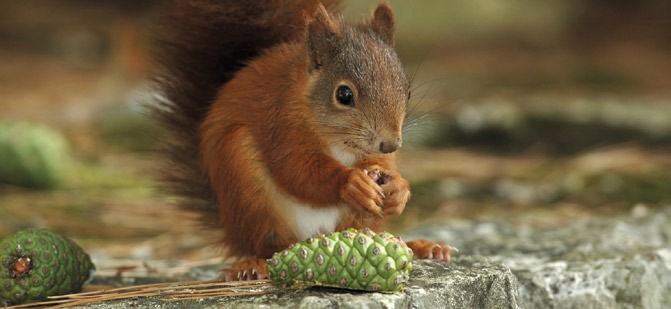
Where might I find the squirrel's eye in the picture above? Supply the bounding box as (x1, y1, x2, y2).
(335, 85, 354, 107)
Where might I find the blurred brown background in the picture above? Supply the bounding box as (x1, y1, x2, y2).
(1, 0, 670, 269)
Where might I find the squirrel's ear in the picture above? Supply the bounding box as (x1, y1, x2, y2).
(371, 2, 396, 46)
(307, 4, 339, 71)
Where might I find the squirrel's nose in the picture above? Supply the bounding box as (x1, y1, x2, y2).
(379, 138, 401, 154)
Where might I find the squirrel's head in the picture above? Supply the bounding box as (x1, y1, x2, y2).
(305, 3, 409, 162)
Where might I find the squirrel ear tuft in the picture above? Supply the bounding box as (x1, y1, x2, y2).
(307, 4, 339, 71)
(371, 2, 396, 46)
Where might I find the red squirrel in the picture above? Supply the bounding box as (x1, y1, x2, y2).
(151, 0, 452, 280)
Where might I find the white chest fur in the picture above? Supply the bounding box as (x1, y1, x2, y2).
(285, 200, 345, 240)
(329, 144, 357, 167)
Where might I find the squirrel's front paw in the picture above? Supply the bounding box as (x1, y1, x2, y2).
(340, 168, 384, 217)
(365, 167, 410, 216)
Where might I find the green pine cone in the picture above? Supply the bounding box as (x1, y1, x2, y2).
(267, 228, 413, 293)
(0, 121, 69, 189)
(0, 228, 95, 305)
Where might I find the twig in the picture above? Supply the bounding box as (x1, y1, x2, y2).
(4, 279, 278, 309)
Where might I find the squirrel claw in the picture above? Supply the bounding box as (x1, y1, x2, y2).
(222, 258, 268, 281)
(362, 166, 409, 217)
(405, 239, 455, 263)
(341, 168, 385, 216)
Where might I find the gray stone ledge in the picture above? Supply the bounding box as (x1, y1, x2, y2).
(75, 207, 670, 308)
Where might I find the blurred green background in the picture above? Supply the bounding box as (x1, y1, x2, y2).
(0, 0, 669, 263)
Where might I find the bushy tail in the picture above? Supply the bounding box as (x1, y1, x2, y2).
(150, 0, 342, 228)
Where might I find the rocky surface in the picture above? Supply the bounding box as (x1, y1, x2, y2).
(63, 205, 670, 308)
(406, 205, 671, 309)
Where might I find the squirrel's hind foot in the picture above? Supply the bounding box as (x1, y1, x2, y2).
(406, 239, 457, 263)
(222, 258, 268, 281)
